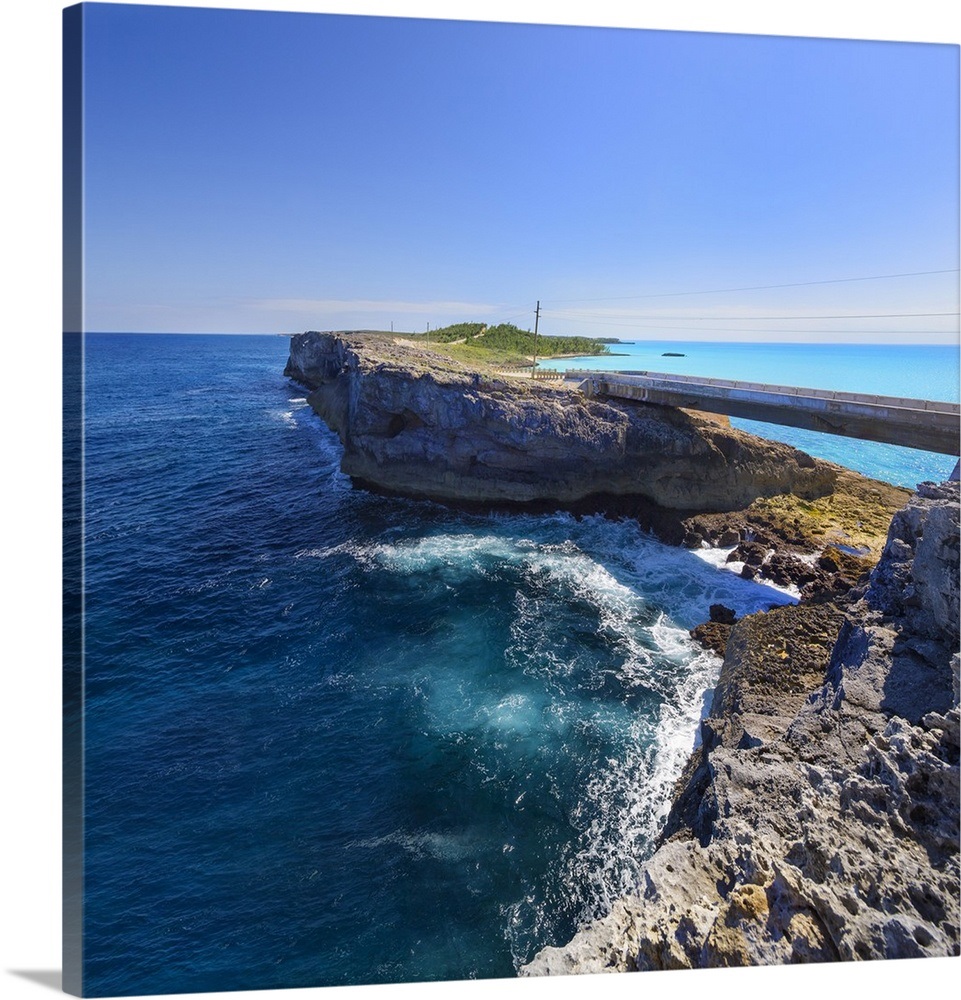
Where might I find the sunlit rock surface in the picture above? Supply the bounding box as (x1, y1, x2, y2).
(523, 481, 960, 972)
(285, 331, 837, 511)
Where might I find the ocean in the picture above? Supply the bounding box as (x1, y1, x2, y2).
(540, 339, 959, 487)
(78, 333, 958, 995)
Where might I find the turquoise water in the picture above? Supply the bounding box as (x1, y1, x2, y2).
(541, 340, 959, 487)
(79, 333, 957, 995)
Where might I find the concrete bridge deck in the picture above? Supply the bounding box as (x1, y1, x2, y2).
(560, 369, 960, 456)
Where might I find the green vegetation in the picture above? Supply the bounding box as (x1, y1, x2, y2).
(482, 324, 609, 358)
(424, 322, 488, 343)
(407, 322, 610, 367)
(433, 340, 538, 368)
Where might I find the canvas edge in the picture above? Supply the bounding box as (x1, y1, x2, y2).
(63, 3, 85, 996)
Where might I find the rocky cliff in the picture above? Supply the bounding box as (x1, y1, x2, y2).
(285, 330, 956, 969)
(285, 331, 838, 511)
(523, 481, 960, 972)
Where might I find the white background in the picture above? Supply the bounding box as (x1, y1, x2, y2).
(1, 3, 958, 1000)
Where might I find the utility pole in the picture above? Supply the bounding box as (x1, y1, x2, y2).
(531, 300, 540, 376)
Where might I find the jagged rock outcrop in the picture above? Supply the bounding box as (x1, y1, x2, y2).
(285, 331, 838, 511)
(522, 481, 960, 973)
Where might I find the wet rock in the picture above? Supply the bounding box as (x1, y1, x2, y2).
(709, 604, 737, 625)
(523, 483, 960, 974)
(764, 552, 818, 589)
(691, 621, 733, 657)
(729, 541, 768, 566)
(818, 551, 840, 573)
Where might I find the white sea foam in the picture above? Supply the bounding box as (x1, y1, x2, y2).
(297, 516, 803, 956)
(691, 544, 801, 600)
(266, 407, 299, 427)
(647, 646, 720, 821)
(322, 517, 799, 636)
(293, 542, 362, 561)
(548, 636, 721, 924)
(480, 693, 540, 734)
(339, 515, 770, 966)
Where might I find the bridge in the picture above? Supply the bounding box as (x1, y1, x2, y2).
(554, 369, 960, 457)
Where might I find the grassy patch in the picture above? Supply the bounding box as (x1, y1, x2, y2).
(405, 322, 609, 365)
(434, 340, 532, 368)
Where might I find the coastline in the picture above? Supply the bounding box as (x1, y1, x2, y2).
(523, 481, 960, 972)
(533, 351, 632, 362)
(285, 330, 959, 971)
(285, 331, 845, 512)
(284, 331, 909, 582)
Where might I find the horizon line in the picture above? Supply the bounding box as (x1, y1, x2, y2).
(76, 329, 960, 346)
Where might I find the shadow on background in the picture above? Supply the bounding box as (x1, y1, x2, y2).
(8, 971, 62, 992)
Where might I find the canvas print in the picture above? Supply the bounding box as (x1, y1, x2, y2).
(63, 3, 960, 996)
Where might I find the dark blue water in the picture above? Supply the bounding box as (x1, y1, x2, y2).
(80, 333, 956, 995)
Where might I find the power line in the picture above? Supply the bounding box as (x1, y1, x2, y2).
(545, 268, 960, 305)
(543, 310, 959, 324)
(536, 318, 958, 335)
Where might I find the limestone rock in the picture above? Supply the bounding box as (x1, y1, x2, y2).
(523, 482, 960, 974)
(689, 620, 733, 658)
(285, 331, 837, 511)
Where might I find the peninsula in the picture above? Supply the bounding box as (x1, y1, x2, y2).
(285, 329, 960, 969)
(285, 331, 837, 512)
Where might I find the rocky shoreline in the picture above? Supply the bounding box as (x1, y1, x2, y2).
(284, 332, 909, 597)
(285, 330, 959, 969)
(523, 481, 959, 970)
(284, 331, 839, 512)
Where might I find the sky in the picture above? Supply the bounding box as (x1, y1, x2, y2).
(76, 3, 960, 342)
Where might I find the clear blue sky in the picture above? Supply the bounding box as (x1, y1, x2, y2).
(79, 2, 959, 341)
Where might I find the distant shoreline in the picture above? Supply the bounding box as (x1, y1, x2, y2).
(535, 351, 631, 363)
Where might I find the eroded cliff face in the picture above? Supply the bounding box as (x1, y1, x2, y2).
(285, 331, 838, 512)
(523, 482, 960, 973)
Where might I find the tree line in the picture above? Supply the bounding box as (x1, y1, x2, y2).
(427, 322, 610, 357)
